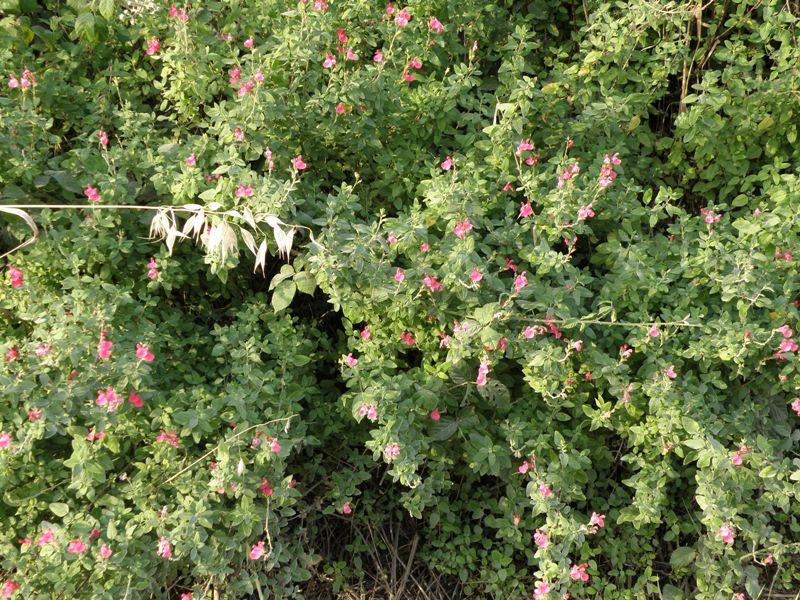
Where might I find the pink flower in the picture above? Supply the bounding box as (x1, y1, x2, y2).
(423, 273, 442, 292)
(777, 325, 793, 338)
(249, 541, 265, 559)
(358, 403, 378, 421)
(185, 153, 196, 166)
(27, 407, 42, 421)
(764, 554, 773, 565)
(234, 127, 245, 141)
(270, 438, 281, 453)
(476, 360, 489, 386)
(1, 580, 19, 598)
(373, 50, 384, 62)
(516, 139, 534, 156)
(538, 483, 552, 497)
(86, 427, 105, 442)
(394, 267, 405, 282)
(336, 28, 348, 43)
(97, 131, 109, 147)
(779, 338, 798, 353)
(346, 48, 358, 60)
(719, 523, 735, 545)
(420, 243, 430, 252)
(7, 267, 23, 288)
(648, 325, 660, 337)
(402, 70, 415, 82)
(572, 340, 583, 352)
(470, 267, 483, 283)
(7, 74, 19, 88)
(128, 392, 144, 408)
(409, 57, 422, 69)
(503, 181, 514, 192)
(235, 183, 254, 198)
(84, 185, 101, 202)
(157, 536, 172, 558)
(181, 594, 193, 600)
(577, 204, 595, 220)
(0, 432, 10, 449)
(453, 219, 472, 239)
(589, 512, 605, 528)
(731, 451, 743, 466)
(147, 257, 158, 279)
(35, 343, 50, 356)
(430, 407, 440, 421)
(570, 563, 589, 582)
(97, 335, 113, 359)
(620, 344, 633, 359)
(383, 442, 400, 461)
(37, 528, 54, 545)
(513, 272, 527, 291)
(244, 36, 254, 48)
(394, 7, 411, 26)
(532, 529, 548, 548)
(664, 365, 677, 379)
(96, 386, 122, 412)
(400, 331, 415, 346)
(229, 66, 241, 84)
(323, 53, 337, 68)
(292, 155, 307, 170)
(156, 429, 179, 448)
(259, 478, 273, 496)
(387, 233, 397, 245)
(67, 539, 87, 554)
(440, 156, 453, 171)
(136, 343, 155, 362)
(518, 200, 533, 219)
(792, 399, 800, 416)
(525, 153, 539, 166)
(254, 69, 264, 82)
(518, 461, 530, 474)
(5, 347, 19, 362)
(386, 3, 395, 14)
(344, 353, 358, 367)
(146, 38, 160, 56)
(429, 16, 444, 33)
(335, 102, 344, 114)
(99, 544, 113, 559)
(533, 581, 550, 600)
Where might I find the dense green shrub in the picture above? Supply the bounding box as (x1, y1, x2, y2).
(1, 0, 799, 598)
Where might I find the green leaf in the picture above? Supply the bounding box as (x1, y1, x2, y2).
(430, 418, 459, 441)
(758, 465, 778, 479)
(99, 0, 115, 20)
(74, 12, 96, 43)
(681, 417, 700, 435)
(670, 546, 696, 568)
(661, 584, 684, 600)
(271, 280, 296, 313)
(49, 502, 69, 517)
(293, 271, 316, 295)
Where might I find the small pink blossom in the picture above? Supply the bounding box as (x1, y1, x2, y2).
(394, 267, 405, 282)
(420, 242, 430, 252)
(503, 181, 514, 192)
(423, 273, 442, 292)
(518, 461, 530, 474)
(292, 155, 307, 170)
(777, 325, 793, 338)
(440, 156, 453, 171)
(97, 131, 109, 147)
(400, 331, 415, 346)
(360, 326, 371, 340)
(99, 544, 113, 559)
(409, 57, 422, 69)
(249, 541, 265, 559)
(97, 335, 113, 359)
(429, 16, 444, 33)
(28, 407, 42, 421)
(792, 399, 800, 416)
(513, 272, 527, 291)
(470, 267, 483, 282)
(86, 427, 105, 442)
(572, 340, 583, 352)
(323, 52, 337, 69)
(779, 338, 798, 353)
(358, 403, 378, 421)
(244, 36, 254, 48)
(37, 529, 54, 545)
(136, 343, 155, 362)
(7, 267, 23, 288)
(235, 183, 254, 198)
(1, 580, 19, 598)
(146, 38, 160, 56)
(373, 50, 384, 62)
(157, 536, 172, 558)
(0, 432, 10, 449)
(589, 512, 605, 528)
(96, 386, 122, 412)
(35, 343, 51, 356)
(335, 102, 345, 114)
(394, 7, 411, 26)
(570, 563, 589, 582)
(7, 74, 19, 88)
(384, 442, 401, 461)
(346, 48, 358, 60)
(156, 429, 179, 448)
(147, 257, 158, 279)
(719, 523, 735, 545)
(185, 153, 196, 166)
(518, 200, 533, 219)
(538, 483, 552, 497)
(259, 478, 273, 496)
(234, 127, 245, 141)
(476, 359, 489, 386)
(731, 451, 743, 466)
(402, 70, 415, 82)
(764, 554, 773, 565)
(5, 347, 18, 362)
(620, 344, 633, 359)
(453, 219, 472, 239)
(344, 353, 358, 367)
(342, 502, 352, 514)
(430, 407, 440, 421)
(648, 325, 660, 337)
(577, 204, 595, 220)
(67, 539, 87, 554)
(664, 365, 677, 379)
(128, 392, 144, 408)
(84, 185, 101, 202)
(533, 581, 550, 600)
(532, 529, 548, 548)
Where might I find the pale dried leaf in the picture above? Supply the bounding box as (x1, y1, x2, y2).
(242, 207, 256, 230)
(263, 215, 283, 228)
(240, 228, 257, 255)
(0, 207, 39, 260)
(254, 239, 267, 275)
(182, 203, 203, 211)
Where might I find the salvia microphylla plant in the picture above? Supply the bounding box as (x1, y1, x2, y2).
(1, 0, 800, 598)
